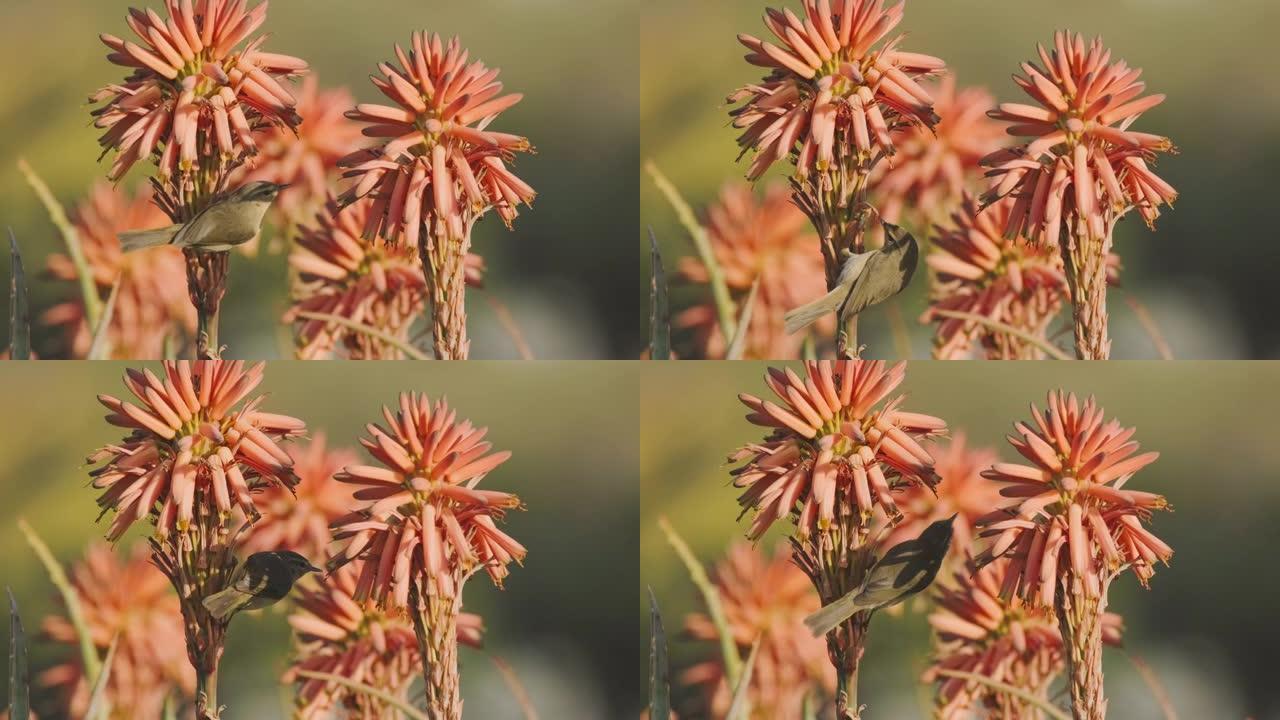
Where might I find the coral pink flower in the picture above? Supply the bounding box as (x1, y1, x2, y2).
(236, 76, 366, 227)
(338, 33, 535, 245)
(40, 543, 195, 720)
(327, 393, 525, 607)
(285, 196, 484, 359)
(884, 433, 1004, 553)
(870, 77, 1006, 225)
(89, 361, 306, 540)
(922, 194, 1068, 360)
(682, 543, 834, 719)
(976, 390, 1171, 602)
(732, 361, 946, 540)
(982, 32, 1177, 245)
(730, 0, 945, 180)
(240, 434, 358, 558)
(44, 183, 196, 359)
(925, 556, 1123, 719)
(676, 182, 828, 359)
(287, 559, 483, 720)
(91, 0, 307, 185)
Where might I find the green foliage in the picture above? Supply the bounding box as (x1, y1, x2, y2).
(647, 587, 669, 720)
(7, 589, 28, 720)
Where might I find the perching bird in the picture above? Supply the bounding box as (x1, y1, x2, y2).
(202, 550, 320, 621)
(784, 222, 919, 335)
(118, 181, 288, 253)
(804, 514, 956, 638)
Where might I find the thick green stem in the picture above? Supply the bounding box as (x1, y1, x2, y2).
(197, 304, 220, 360)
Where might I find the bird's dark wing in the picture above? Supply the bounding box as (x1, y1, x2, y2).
(232, 555, 273, 597)
(839, 231, 919, 320)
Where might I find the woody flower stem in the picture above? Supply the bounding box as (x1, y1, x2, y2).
(410, 576, 467, 718)
(1056, 574, 1113, 720)
(423, 219, 475, 360)
(1062, 216, 1115, 360)
(185, 250, 229, 359)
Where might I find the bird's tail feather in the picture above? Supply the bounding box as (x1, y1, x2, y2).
(805, 594, 868, 637)
(202, 587, 250, 621)
(119, 225, 181, 252)
(785, 287, 845, 335)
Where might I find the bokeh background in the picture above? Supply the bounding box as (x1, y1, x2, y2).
(0, 361, 639, 718)
(0, 0, 639, 359)
(640, 0, 1280, 359)
(641, 361, 1280, 718)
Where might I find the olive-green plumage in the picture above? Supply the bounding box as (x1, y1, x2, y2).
(804, 515, 955, 637)
(784, 222, 920, 335)
(118, 181, 287, 253)
(201, 550, 320, 621)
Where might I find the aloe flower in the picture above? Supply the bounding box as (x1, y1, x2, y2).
(240, 434, 358, 558)
(287, 559, 483, 719)
(40, 543, 195, 720)
(675, 182, 828, 359)
(682, 543, 834, 719)
(44, 182, 195, 359)
(327, 393, 525, 719)
(235, 76, 365, 230)
(983, 32, 1177, 359)
(730, 1, 944, 354)
(731, 360, 946, 717)
(976, 390, 1170, 719)
(92, 0, 307, 359)
(922, 194, 1068, 360)
(925, 556, 1123, 719)
(339, 33, 535, 359)
(883, 434, 1003, 555)
(870, 77, 1006, 227)
(285, 196, 484, 359)
(89, 360, 305, 719)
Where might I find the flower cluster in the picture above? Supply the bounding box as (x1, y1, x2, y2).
(89, 361, 306, 540)
(287, 559, 483, 719)
(327, 393, 526, 607)
(976, 390, 1172, 604)
(91, 0, 307, 189)
(338, 32, 535, 246)
(240, 434, 358, 558)
(730, 0, 945, 180)
(926, 556, 1123, 719)
(870, 77, 1006, 225)
(923, 195, 1068, 359)
(682, 543, 833, 719)
(40, 543, 194, 720)
(982, 32, 1177, 246)
(286, 196, 484, 359)
(676, 183, 826, 359)
(235, 76, 366, 227)
(44, 183, 196, 359)
(882, 433, 1003, 553)
(732, 361, 946, 540)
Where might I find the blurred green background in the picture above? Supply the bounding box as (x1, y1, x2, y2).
(0, 0, 639, 359)
(640, 0, 1280, 359)
(641, 362, 1280, 717)
(0, 361, 639, 718)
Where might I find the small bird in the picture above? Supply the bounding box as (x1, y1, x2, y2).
(784, 222, 919, 335)
(118, 181, 288, 253)
(804, 515, 956, 638)
(202, 550, 321, 622)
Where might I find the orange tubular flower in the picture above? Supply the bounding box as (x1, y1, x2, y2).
(237, 76, 366, 227)
(731, 0, 945, 181)
(975, 390, 1170, 719)
(287, 559, 482, 720)
(89, 361, 305, 540)
(883, 433, 1004, 554)
(676, 183, 827, 359)
(732, 360, 946, 540)
(925, 556, 1123, 719)
(682, 543, 834, 720)
(91, 0, 307, 187)
(870, 77, 1006, 226)
(240, 434, 359, 558)
(40, 543, 195, 720)
(44, 183, 196, 359)
(923, 195, 1068, 360)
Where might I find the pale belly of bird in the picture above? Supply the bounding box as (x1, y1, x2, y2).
(182, 201, 270, 252)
